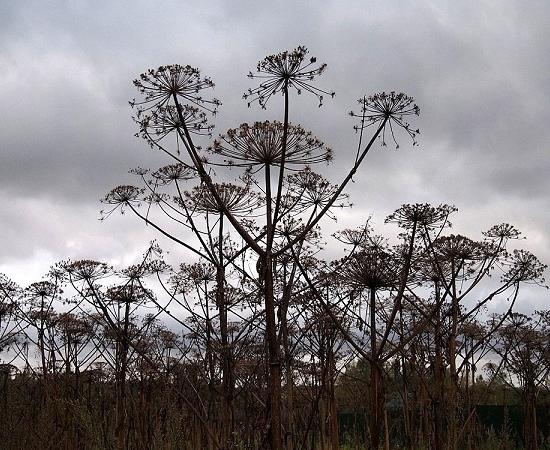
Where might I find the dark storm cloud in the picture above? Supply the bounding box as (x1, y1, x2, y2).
(1, 0, 549, 304)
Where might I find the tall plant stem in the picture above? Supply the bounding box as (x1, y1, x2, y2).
(270, 80, 289, 243)
(263, 163, 283, 450)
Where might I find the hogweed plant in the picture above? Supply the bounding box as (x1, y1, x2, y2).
(103, 44, 422, 450)
(243, 45, 334, 108)
(89, 44, 544, 450)
(23, 45, 543, 450)
(0, 243, 545, 449)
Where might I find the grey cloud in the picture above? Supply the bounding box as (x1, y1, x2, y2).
(0, 0, 548, 303)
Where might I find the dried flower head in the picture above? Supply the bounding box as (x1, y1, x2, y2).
(152, 163, 196, 185)
(0, 274, 19, 300)
(101, 185, 145, 218)
(244, 45, 334, 108)
(183, 182, 263, 216)
(431, 235, 487, 281)
(129, 167, 149, 177)
(105, 284, 152, 305)
(120, 261, 168, 281)
(27, 281, 57, 298)
(62, 260, 111, 282)
(137, 105, 214, 147)
(286, 168, 349, 218)
(210, 121, 332, 169)
(158, 328, 178, 349)
(433, 235, 486, 260)
(339, 245, 398, 291)
(385, 203, 457, 230)
(416, 254, 453, 284)
(131, 64, 220, 114)
(333, 222, 373, 248)
(483, 223, 522, 241)
(274, 217, 321, 245)
(170, 262, 216, 294)
(350, 92, 420, 148)
(56, 313, 92, 341)
(25, 282, 59, 308)
(28, 309, 57, 324)
(502, 250, 546, 284)
(103, 185, 144, 205)
(460, 320, 486, 341)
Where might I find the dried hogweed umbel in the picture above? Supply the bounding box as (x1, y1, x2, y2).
(350, 92, 420, 148)
(131, 64, 220, 114)
(244, 45, 334, 108)
(210, 121, 332, 169)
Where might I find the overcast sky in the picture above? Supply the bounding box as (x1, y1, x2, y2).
(1, 0, 548, 310)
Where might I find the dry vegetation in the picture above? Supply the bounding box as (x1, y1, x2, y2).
(1, 46, 549, 450)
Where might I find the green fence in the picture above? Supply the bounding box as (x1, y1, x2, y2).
(338, 404, 550, 447)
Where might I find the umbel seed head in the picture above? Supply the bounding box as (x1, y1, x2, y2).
(244, 45, 334, 108)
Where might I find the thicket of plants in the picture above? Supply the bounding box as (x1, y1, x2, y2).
(1, 46, 548, 450)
